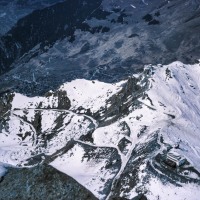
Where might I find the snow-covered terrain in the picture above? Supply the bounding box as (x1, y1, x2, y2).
(1, 61, 200, 199)
(59, 79, 125, 113)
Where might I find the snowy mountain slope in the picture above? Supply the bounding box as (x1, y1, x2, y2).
(51, 142, 120, 199)
(142, 62, 200, 171)
(59, 79, 125, 113)
(1, 61, 200, 199)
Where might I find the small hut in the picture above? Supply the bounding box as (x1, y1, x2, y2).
(166, 151, 186, 167)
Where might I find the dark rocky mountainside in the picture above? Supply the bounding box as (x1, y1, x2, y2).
(0, 0, 200, 96)
(0, 164, 97, 200)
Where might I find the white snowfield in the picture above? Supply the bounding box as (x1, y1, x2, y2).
(59, 79, 125, 113)
(1, 61, 200, 199)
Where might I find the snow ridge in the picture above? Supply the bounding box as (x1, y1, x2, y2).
(1, 61, 200, 199)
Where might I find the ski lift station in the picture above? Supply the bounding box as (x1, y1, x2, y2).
(166, 151, 186, 167)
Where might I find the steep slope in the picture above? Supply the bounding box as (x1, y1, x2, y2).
(1, 61, 200, 199)
(0, 0, 200, 95)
